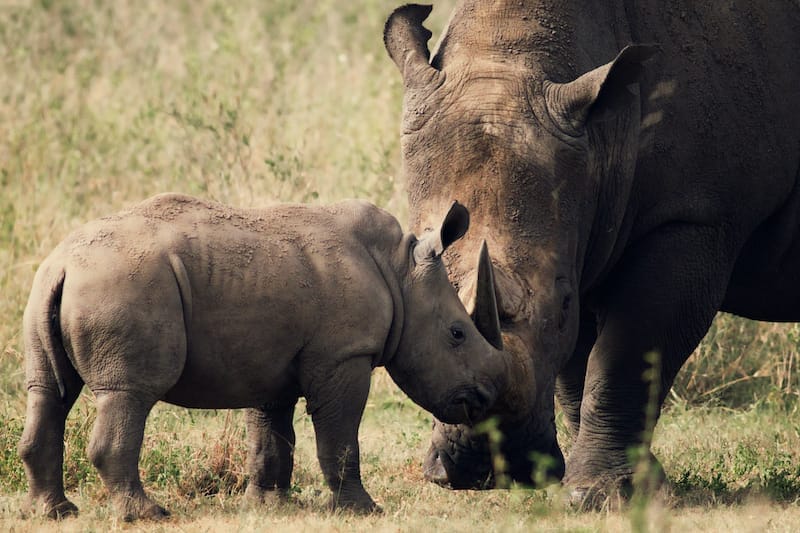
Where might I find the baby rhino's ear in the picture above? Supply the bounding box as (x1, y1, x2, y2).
(414, 201, 470, 263)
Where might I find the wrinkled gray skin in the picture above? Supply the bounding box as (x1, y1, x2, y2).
(18, 193, 509, 520)
(385, 1, 800, 504)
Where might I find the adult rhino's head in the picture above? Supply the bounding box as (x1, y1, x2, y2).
(386, 201, 509, 426)
(385, 4, 657, 488)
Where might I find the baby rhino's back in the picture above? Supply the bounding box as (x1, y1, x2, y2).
(53, 193, 396, 408)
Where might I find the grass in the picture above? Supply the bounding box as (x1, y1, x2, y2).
(2, 0, 800, 530)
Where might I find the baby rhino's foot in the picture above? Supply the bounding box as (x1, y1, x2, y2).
(22, 494, 78, 520)
(43, 499, 79, 520)
(329, 492, 382, 514)
(118, 494, 170, 522)
(244, 483, 292, 507)
(48, 499, 79, 519)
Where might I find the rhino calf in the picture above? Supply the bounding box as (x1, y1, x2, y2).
(18, 193, 507, 520)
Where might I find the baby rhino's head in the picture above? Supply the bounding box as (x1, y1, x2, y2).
(387, 202, 507, 425)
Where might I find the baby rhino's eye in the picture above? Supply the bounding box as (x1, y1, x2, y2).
(450, 325, 465, 343)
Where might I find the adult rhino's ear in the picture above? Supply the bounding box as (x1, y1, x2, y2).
(414, 201, 470, 263)
(544, 44, 660, 136)
(384, 4, 440, 90)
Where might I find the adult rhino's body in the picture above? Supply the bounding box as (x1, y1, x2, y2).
(19, 193, 507, 519)
(385, 1, 800, 501)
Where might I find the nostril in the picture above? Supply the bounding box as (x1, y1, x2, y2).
(423, 451, 449, 484)
(475, 383, 493, 406)
(451, 392, 478, 414)
(451, 392, 475, 408)
(463, 386, 492, 416)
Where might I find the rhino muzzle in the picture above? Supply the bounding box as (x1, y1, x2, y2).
(422, 418, 565, 489)
(423, 426, 494, 489)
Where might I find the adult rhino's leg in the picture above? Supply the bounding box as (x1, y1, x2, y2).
(18, 362, 84, 519)
(87, 391, 166, 521)
(303, 356, 376, 513)
(244, 401, 297, 503)
(555, 312, 598, 438)
(565, 224, 732, 509)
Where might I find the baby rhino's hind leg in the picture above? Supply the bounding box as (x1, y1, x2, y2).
(77, 267, 187, 521)
(87, 391, 167, 521)
(18, 377, 83, 519)
(244, 401, 298, 503)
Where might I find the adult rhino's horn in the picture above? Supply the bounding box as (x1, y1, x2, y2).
(471, 241, 503, 351)
(384, 4, 440, 88)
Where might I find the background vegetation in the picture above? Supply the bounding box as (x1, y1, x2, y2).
(1, 0, 799, 530)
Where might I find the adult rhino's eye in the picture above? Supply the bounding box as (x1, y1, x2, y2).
(450, 325, 465, 344)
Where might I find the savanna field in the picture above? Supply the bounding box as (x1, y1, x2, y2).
(2, 1, 800, 531)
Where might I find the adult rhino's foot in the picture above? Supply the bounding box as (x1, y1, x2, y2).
(563, 449, 664, 511)
(566, 480, 633, 512)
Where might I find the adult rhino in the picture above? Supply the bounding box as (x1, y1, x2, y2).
(19, 193, 508, 520)
(385, 1, 800, 504)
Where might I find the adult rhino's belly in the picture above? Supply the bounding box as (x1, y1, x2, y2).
(723, 229, 800, 322)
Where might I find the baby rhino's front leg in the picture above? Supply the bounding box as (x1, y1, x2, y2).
(244, 401, 297, 503)
(306, 357, 378, 513)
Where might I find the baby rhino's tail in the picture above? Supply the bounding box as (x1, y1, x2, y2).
(22, 266, 74, 402)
